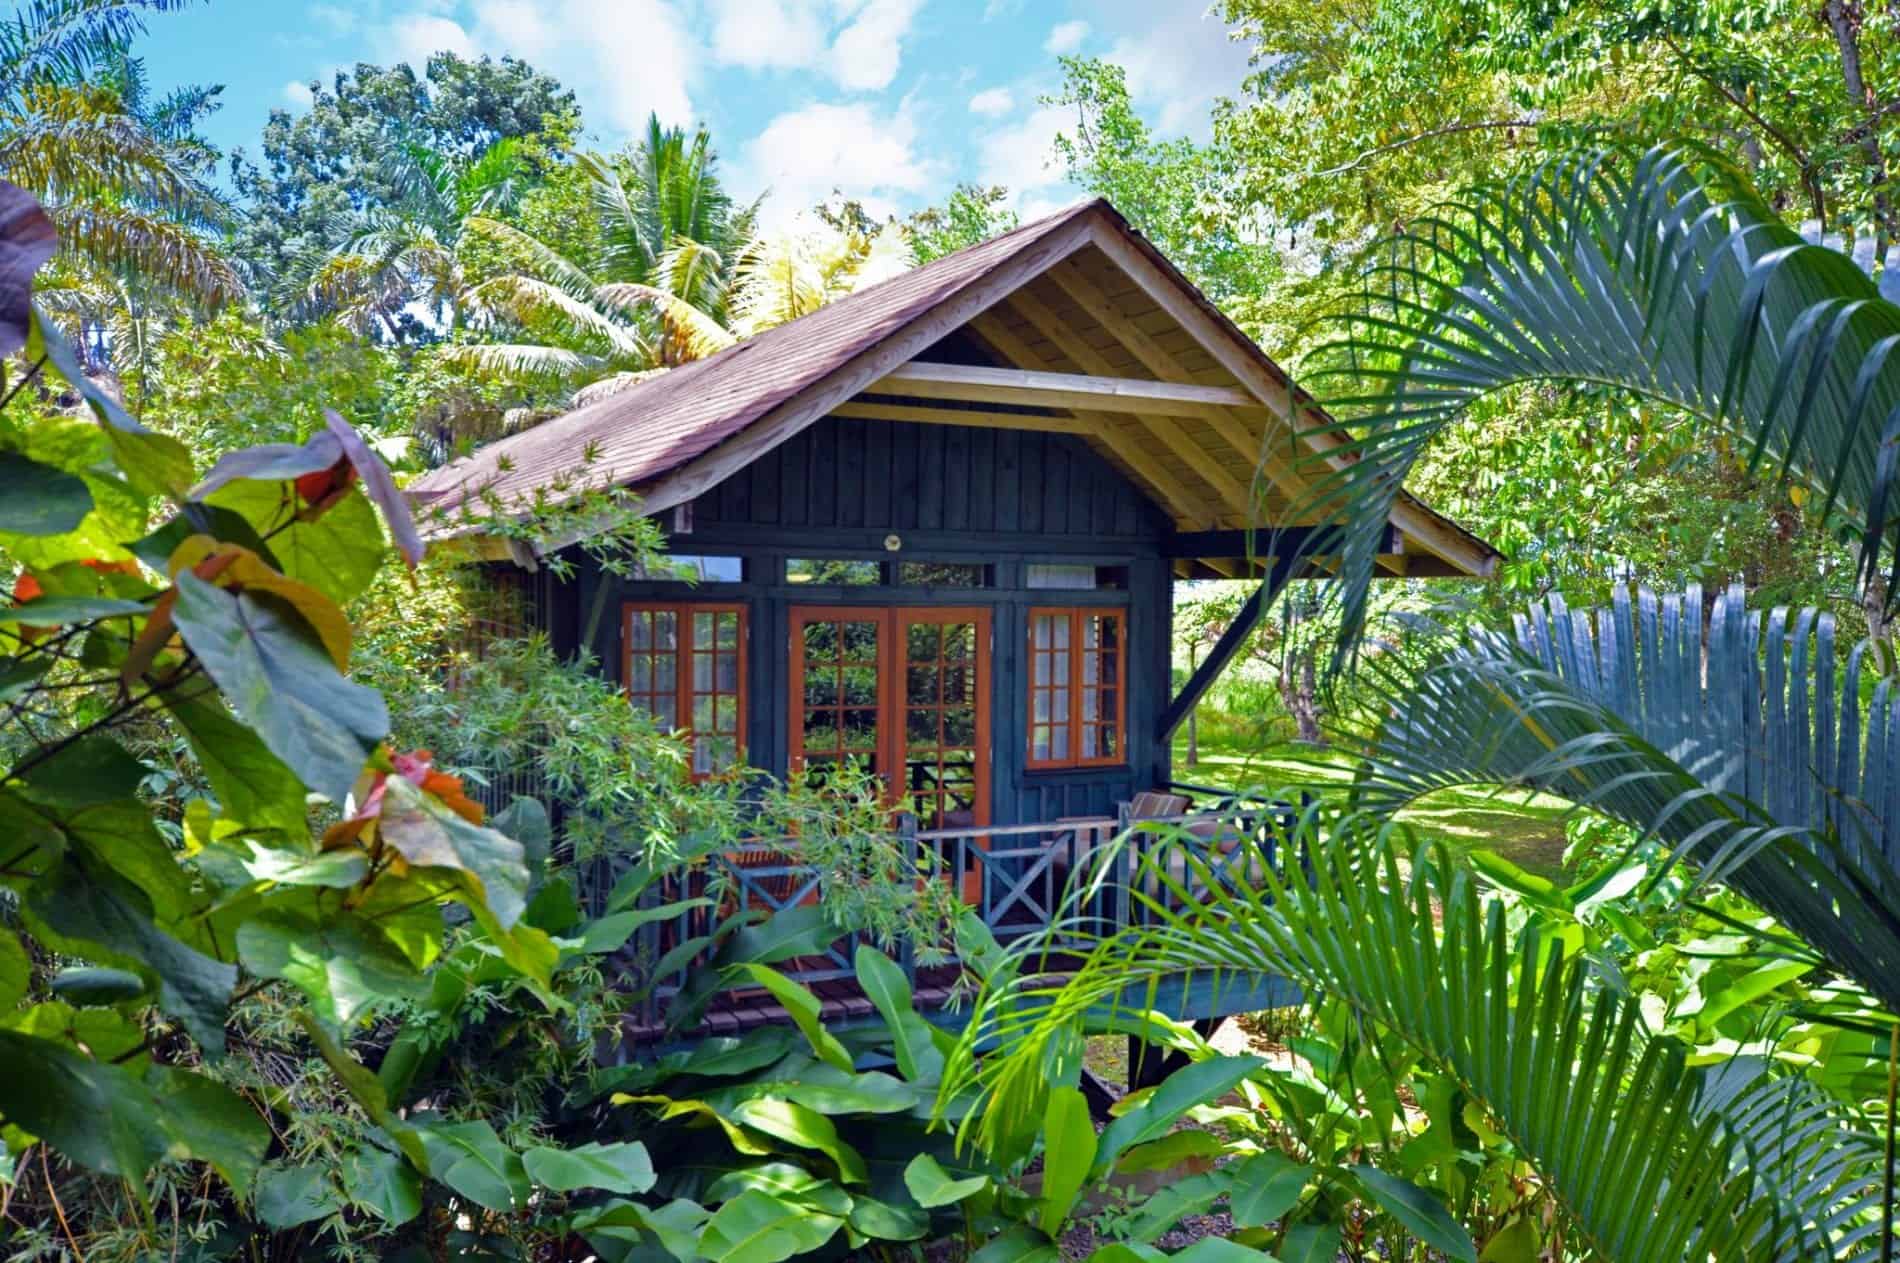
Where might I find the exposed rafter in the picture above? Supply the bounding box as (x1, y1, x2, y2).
(877, 360, 1261, 417)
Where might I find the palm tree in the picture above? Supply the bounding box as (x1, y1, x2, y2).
(447, 121, 911, 416)
(0, 1, 238, 308)
(955, 148, 1900, 1257)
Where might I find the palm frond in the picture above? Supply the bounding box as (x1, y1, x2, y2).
(596, 280, 735, 363)
(0, 0, 192, 97)
(436, 341, 598, 383)
(952, 823, 1890, 1258)
(461, 214, 601, 301)
(1351, 583, 1900, 1016)
(569, 368, 666, 406)
(1298, 145, 1900, 660)
(52, 199, 239, 304)
(464, 273, 647, 362)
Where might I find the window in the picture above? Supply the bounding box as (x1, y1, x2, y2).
(1026, 564, 1128, 590)
(1027, 607, 1126, 768)
(787, 558, 882, 585)
(897, 561, 986, 587)
(633, 554, 743, 582)
(624, 603, 746, 776)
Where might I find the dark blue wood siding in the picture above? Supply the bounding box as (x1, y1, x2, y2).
(559, 416, 1177, 827)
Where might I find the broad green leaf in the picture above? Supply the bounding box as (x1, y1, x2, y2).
(1279, 1221, 1342, 1263)
(1037, 1085, 1096, 1235)
(592, 1027, 799, 1098)
(1116, 1170, 1233, 1243)
(903, 1152, 989, 1207)
(414, 1119, 530, 1212)
(1350, 1167, 1475, 1262)
(707, 1066, 914, 1116)
(14, 735, 147, 807)
(736, 963, 854, 1073)
(48, 965, 145, 1006)
(1082, 1246, 1167, 1262)
(1464, 849, 1568, 906)
(377, 774, 529, 930)
(1094, 1055, 1262, 1175)
(1478, 1214, 1542, 1262)
(697, 1188, 843, 1263)
(854, 944, 943, 1083)
(164, 691, 310, 841)
(0, 450, 91, 534)
(1229, 1151, 1312, 1228)
(26, 851, 233, 1055)
(145, 1064, 271, 1192)
(971, 1224, 1060, 1263)
(254, 1163, 343, 1229)
(0, 931, 27, 1008)
(291, 1011, 430, 1172)
(236, 908, 427, 1026)
(579, 898, 712, 953)
(1113, 1129, 1227, 1175)
(729, 1097, 868, 1184)
(208, 477, 385, 606)
(1692, 961, 1811, 1030)
(522, 1141, 656, 1194)
(172, 572, 387, 805)
(847, 1194, 928, 1242)
(723, 903, 842, 965)
(1172, 1242, 1279, 1261)
(705, 1163, 852, 1215)
(0, 596, 147, 625)
(341, 1145, 422, 1225)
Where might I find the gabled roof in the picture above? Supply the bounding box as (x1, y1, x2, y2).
(410, 199, 1500, 578)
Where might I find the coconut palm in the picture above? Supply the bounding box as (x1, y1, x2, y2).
(0, 2, 238, 307)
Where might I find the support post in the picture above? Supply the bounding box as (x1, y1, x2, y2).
(1156, 557, 1298, 743)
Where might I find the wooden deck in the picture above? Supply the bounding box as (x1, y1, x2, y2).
(612, 803, 1300, 1060)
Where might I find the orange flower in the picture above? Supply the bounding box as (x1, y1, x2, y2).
(295, 458, 356, 510)
(11, 572, 41, 603)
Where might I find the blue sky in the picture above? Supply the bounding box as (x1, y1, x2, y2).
(132, 1, 1254, 226)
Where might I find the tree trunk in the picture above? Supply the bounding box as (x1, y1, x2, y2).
(1279, 646, 1324, 745)
(1185, 644, 1199, 766)
(1826, 0, 1898, 270)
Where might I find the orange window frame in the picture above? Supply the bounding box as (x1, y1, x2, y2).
(1026, 606, 1127, 769)
(622, 602, 748, 779)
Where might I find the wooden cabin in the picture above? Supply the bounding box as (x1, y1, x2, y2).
(409, 199, 1498, 1061)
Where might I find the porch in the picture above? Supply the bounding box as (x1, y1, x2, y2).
(611, 790, 1303, 1089)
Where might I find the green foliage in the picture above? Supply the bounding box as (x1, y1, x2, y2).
(907, 183, 1020, 263)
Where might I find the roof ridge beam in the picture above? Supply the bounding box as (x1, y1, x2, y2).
(877, 360, 1259, 415)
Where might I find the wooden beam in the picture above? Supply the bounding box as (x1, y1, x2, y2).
(1040, 260, 1307, 508)
(1084, 223, 1499, 578)
(832, 400, 1092, 433)
(877, 360, 1259, 416)
(985, 298, 1255, 520)
(965, 311, 1216, 529)
(1156, 560, 1297, 742)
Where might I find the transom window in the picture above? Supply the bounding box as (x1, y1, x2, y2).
(624, 603, 746, 777)
(1027, 607, 1126, 768)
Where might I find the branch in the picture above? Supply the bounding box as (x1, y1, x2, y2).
(1313, 119, 1537, 179)
(1658, 34, 1826, 226)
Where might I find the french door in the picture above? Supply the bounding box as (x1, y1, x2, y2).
(788, 606, 990, 832)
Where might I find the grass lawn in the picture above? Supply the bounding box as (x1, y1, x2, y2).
(1171, 737, 1578, 882)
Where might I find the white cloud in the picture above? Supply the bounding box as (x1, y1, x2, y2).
(1043, 19, 1089, 54)
(282, 79, 315, 108)
(829, 0, 923, 91)
(741, 100, 942, 226)
(707, 0, 829, 70)
(1093, 2, 1252, 137)
(977, 103, 1071, 206)
(968, 86, 1014, 118)
(382, 13, 477, 63)
(373, 1, 698, 136)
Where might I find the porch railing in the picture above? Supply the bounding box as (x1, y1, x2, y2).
(620, 798, 1296, 1031)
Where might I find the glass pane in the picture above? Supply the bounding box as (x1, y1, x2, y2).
(942, 623, 974, 661)
(640, 694, 675, 730)
(716, 652, 739, 691)
(715, 696, 736, 731)
(805, 670, 837, 707)
(1032, 691, 1051, 723)
(1026, 564, 1097, 589)
(898, 562, 983, 587)
(1030, 615, 1056, 651)
(1031, 729, 1051, 761)
(715, 613, 740, 648)
(907, 622, 941, 661)
(842, 708, 879, 751)
(655, 657, 676, 693)
(1050, 726, 1070, 760)
(1099, 725, 1119, 757)
(1033, 652, 1052, 686)
(788, 558, 882, 585)
(942, 664, 973, 705)
(1082, 725, 1099, 759)
(804, 620, 837, 660)
(693, 653, 712, 691)
(943, 708, 975, 745)
(629, 612, 652, 649)
(842, 665, 878, 706)
(692, 695, 713, 731)
(906, 664, 940, 704)
(804, 707, 838, 744)
(631, 657, 651, 693)
(906, 707, 937, 745)
(652, 612, 677, 650)
(703, 735, 736, 769)
(842, 620, 880, 661)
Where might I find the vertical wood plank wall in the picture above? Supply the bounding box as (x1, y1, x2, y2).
(554, 414, 1180, 825)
